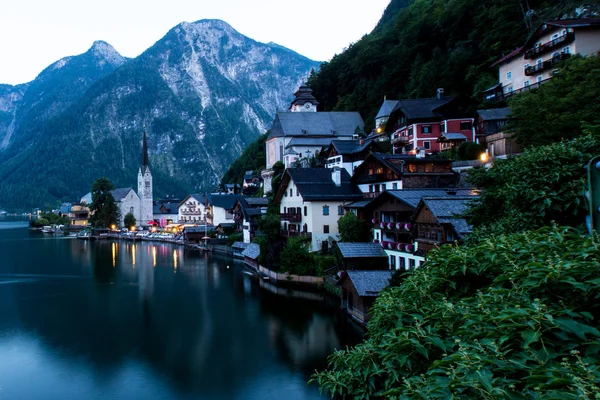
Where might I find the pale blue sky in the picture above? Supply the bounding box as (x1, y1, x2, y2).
(0, 0, 390, 85)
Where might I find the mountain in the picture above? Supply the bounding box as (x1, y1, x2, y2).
(0, 20, 318, 209)
(306, 0, 595, 129)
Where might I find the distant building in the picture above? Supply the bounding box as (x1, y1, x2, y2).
(261, 85, 364, 193)
(232, 197, 269, 243)
(178, 194, 240, 226)
(68, 204, 90, 228)
(274, 168, 363, 252)
(375, 89, 475, 154)
(476, 107, 523, 158)
(153, 201, 179, 227)
(484, 18, 600, 101)
(324, 139, 374, 176)
(339, 270, 393, 325)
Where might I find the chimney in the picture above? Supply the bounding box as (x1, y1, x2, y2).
(332, 167, 342, 187)
(437, 88, 444, 100)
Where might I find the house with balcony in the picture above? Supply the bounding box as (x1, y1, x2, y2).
(261, 85, 364, 193)
(484, 18, 600, 101)
(412, 196, 476, 256)
(323, 139, 374, 176)
(476, 107, 523, 158)
(68, 204, 90, 229)
(375, 89, 475, 155)
(364, 189, 478, 270)
(274, 167, 363, 252)
(232, 197, 269, 243)
(178, 194, 208, 224)
(350, 152, 458, 198)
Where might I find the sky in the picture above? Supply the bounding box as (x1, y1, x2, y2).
(0, 0, 390, 85)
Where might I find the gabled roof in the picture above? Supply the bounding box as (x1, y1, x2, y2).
(375, 100, 400, 119)
(242, 243, 260, 259)
(545, 18, 600, 28)
(208, 194, 241, 210)
(478, 107, 511, 121)
(328, 139, 373, 156)
(153, 202, 179, 215)
(267, 112, 364, 140)
(383, 189, 479, 209)
(337, 242, 388, 258)
(351, 152, 455, 182)
(244, 197, 269, 206)
(389, 97, 456, 121)
(290, 85, 320, 108)
(275, 168, 363, 202)
(342, 270, 393, 297)
(491, 47, 523, 67)
(111, 187, 136, 201)
(416, 196, 478, 239)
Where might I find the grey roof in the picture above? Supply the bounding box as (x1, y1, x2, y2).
(242, 243, 260, 259)
(111, 187, 136, 201)
(153, 201, 179, 215)
(81, 192, 92, 204)
(329, 139, 373, 155)
(209, 194, 241, 210)
(232, 242, 249, 250)
(375, 100, 400, 119)
(286, 137, 339, 148)
(284, 168, 363, 201)
(344, 200, 372, 209)
(267, 112, 364, 139)
(421, 197, 477, 239)
(389, 97, 455, 121)
(290, 85, 320, 107)
(478, 107, 512, 121)
(387, 189, 479, 209)
(284, 148, 299, 155)
(337, 242, 388, 258)
(345, 270, 393, 297)
(438, 133, 468, 142)
(244, 197, 269, 206)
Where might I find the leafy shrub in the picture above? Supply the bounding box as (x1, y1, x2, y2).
(312, 226, 600, 398)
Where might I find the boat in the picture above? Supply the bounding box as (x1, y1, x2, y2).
(41, 226, 56, 233)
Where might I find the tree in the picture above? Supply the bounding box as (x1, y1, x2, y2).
(280, 237, 316, 275)
(89, 177, 119, 228)
(508, 56, 600, 147)
(123, 212, 136, 230)
(338, 212, 369, 242)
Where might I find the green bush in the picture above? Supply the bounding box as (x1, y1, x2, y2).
(312, 226, 600, 398)
(227, 232, 243, 246)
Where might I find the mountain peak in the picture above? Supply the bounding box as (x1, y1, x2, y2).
(88, 40, 125, 66)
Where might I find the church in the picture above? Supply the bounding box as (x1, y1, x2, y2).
(110, 132, 154, 227)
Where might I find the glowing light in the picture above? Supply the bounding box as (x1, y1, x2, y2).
(112, 242, 116, 267)
(152, 246, 157, 267)
(480, 152, 489, 162)
(376, 127, 382, 133)
(173, 250, 178, 270)
(132, 244, 136, 267)
(111, 224, 116, 231)
(131, 226, 136, 232)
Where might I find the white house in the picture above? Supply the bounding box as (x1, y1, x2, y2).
(274, 168, 363, 252)
(178, 194, 240, 226)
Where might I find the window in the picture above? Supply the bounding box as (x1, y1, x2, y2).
(399, 257, 406, 270)
(552, 51, 560, 58)
(381, 183, 386, 191)
(130, 207, 134, 213)
(338, 205, 344, 215)
(408, 127, 414, 136)
(524, 80, 530, 87)
(551, 33, 559, 40)
(290, 189, 293, 197)
(323, 205, 329, 215)
(440, 123, 445, 132)
(421, 125, 431, 134)
(562, 46, 570, 54)
(562, 29, 567, 36)
(304, 206, 307, 216)
(524, 63, 530, 70)
(323, 225, 330, 234)
(409, 259, 415, 269)
(390, 255, 396, 269)
(460, 121, 472, 130)
(506, 86, 513, 93)
(423, 141, 431, 150)
(392, 182, 398, 190)
(145, 181, 150, 189)
(296, 189, 299, 196)
(283, 207, 287, 213)
(284, 191, 287, 197)
(369, 185, 374, 193)
(296, 207, 301, 215)
(536, 58, 543, 66)
(506, 71, 512, 79)
(376, 232, 380, 240)
(537, 75, 543, 83)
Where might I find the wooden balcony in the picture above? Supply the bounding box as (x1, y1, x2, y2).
(524, 32, 574, 58)
(391, 135, 410, 146)
(358, 173, 384, 183)
(280, 230, 311, 238)
(525, 53, 570, 76)
(280, 213, 301, 222)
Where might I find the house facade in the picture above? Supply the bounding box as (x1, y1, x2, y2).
(275, 168, 363, 252)
(485, 18, 600, 100)
(233, 197, 269, 243)
(324, 139, 373, 176)
(153, 201, 179, 227)
(178, 194, 208, 224)
(375, 90, 475, 155)
(111, 188, 141, 227)
(476, 108, 523, 158)
(340, 270, 393, 325)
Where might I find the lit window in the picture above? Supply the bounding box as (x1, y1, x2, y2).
(323, 225, 330, 234)
(323, 205, 329, 215)
(506, 71, 512, 79)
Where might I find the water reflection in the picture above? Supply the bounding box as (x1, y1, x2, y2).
(0, 224, 362, 399)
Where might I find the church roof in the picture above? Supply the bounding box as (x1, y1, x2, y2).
(267, 112, 364, 140)
(111, 188, 136, 201)
(141, 131, 149, 169)
(289, 85, 320, 108)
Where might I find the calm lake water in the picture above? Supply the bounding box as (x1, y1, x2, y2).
(0, 218, 361, 399)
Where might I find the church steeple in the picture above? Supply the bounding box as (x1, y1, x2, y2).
(141, 130, 149, 170)
(289, 84, 319, 112)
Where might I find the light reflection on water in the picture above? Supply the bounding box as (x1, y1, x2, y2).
(0, 220, 362, 399)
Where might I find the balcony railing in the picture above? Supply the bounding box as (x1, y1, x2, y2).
(280, 213, 302, 222)
(391, 135, 410, 146)
(358, 173, 384, 183)
(525, 53, 570, 76)
(483, 77, 552, 103)
(525, 32, 574, 58)
(280, 230, 311, 238)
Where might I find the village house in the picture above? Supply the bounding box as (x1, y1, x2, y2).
(68, 204, 90, 229)
(178, 194, 207, 224)
(232, 197, 269, 243)
(324, 139, 374, 176)
(153, 200, 180, 227)
(339, 270, 393, 325)
(261, 85, 364, 193)
(476, 108, 523, 159)
(365, 189, 479, 270)
(484, 18, 600, 101)
(274, 167, 363, 252)
(335, 242, 389, 271)
(178, 194, 240, 226)
(350, 152, 458, 198)
(412, 196, 476, 256)
(375, 89, 475, 154)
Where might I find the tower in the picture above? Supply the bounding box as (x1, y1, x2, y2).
(289, 85, 319, 112)
(138, 131, 153, 226)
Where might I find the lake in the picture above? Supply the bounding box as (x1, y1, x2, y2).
(0, 218, 361, 399)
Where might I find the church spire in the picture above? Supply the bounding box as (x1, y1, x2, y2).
(141, 130, 149, 168)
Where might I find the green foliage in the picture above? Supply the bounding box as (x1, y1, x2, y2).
(457, 142, 484, 161)
(220, 133, 267, 185)
(30, 211, 69, 227)
(312, 226, 600, 398)
(123, 212, 136, 229)
(89, 177, 119, 228)
(338, 212, 369, 242)
(465, 130, 600, 236)
(307, 0, 588, 128)
(270, 161, 285, 194)
(227, 232, 243, 246)
(279, 237, 330, 276)
(508, 56, 600, 147)
(32, 217, 49, 227)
